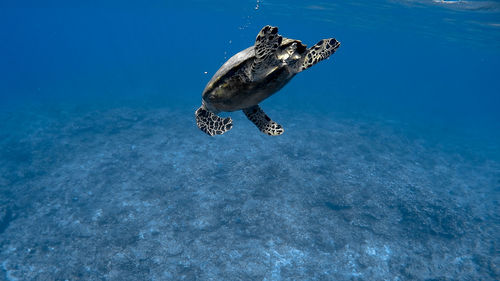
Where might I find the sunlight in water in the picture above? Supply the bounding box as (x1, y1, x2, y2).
(0, 1, 498, 280)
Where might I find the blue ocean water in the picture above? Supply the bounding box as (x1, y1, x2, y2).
(1, 0, 499, 280)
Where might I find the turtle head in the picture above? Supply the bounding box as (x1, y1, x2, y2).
(278, 41, 307, 70)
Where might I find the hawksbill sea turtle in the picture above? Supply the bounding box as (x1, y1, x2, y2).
(195, 25, 340, 136)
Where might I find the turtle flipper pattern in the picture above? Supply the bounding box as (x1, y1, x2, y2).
(251, 26, 282, 79)
(301, 38, 340, 71)
(243, 105, 284, 136)
(196, 25, 340, 137)
(195, 105, 233, 136)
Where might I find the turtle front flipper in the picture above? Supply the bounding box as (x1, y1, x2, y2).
(300, 38, 340, 71)
(195, 105, 233, 136)
(250, 25, 282, 79)
(243, 105, 284, 136)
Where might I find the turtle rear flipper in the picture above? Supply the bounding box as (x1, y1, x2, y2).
(300, 38, 340, 71)
(243, 105, 284, 136)
(195, 105, 233, 136)
(250, 25, 282, 79)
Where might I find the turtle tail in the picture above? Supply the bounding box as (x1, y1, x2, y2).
(195, 104, 233, 136)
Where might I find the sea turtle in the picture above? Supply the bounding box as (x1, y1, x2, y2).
(195, 25, 340, 136)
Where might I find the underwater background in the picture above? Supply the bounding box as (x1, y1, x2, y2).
(1, 0, 499, 280)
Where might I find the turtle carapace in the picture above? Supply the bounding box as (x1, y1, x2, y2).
(195, 25, 340, 136)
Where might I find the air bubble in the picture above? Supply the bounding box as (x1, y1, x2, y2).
(255, 0, 261, 10)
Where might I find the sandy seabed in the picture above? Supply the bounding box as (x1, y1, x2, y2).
(0, 99, 498, 280)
